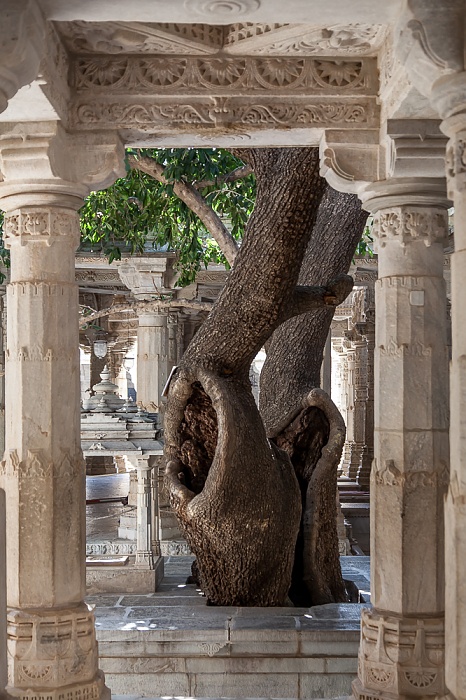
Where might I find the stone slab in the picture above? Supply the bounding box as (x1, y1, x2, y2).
(86, 557, 164, 595)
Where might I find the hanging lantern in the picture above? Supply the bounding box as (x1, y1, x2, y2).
(124, 356, 134, 370)
(93, 339, 108, 359)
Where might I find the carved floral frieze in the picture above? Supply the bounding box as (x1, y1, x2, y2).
(72, 56, 376, 94)
(72, 97, 377, 131)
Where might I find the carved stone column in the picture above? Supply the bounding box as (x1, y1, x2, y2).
(0, 292, 6, 459)
(133, 456, 155, 569)
(0, 488, 6, 698)
(0, 122, 124, 700)
(353, 172, 450, 700)
(357, 305, 375, 491)
(340, 339, 356, 479)
(137, 312, 168, 413)
(432, 75, 466, 700)
(347, 332, 367, 481)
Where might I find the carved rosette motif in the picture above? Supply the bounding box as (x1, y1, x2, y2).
(3, 208, 80, 247)
(354, 608, 446, 699)
(73, 56, 375, 93)
(7, 604, 106, 700)
(373, 207, 448, 249)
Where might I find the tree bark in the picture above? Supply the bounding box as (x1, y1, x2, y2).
(164, 148, 345, 605)
(260, 188, 368, 605)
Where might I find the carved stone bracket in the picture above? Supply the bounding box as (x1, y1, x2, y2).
(0, 0, 45, 114)
(0, 121, 125, 211)
(395, 0, 464, 99)
(319, 129, 384, 194)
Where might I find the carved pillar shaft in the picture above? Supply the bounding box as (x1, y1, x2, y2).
(353, 191, 450, 700)
(0, 206, 107, 700)
(134, 457, 154, 569)
(0, 488, 6, 697)
(437, 104, 466, 700)
(137, 312, 168, 413)
(150, 458, 161, 556)
(0, 121, 124, 700)
(358, 321, 375, 490)
(341, 345, 355, 478)
(348, 338, 367, 481)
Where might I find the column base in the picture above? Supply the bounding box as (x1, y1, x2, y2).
(6, 671, 109, 700)
(6, 605, 109, 700)
(353, 608, 447, 700)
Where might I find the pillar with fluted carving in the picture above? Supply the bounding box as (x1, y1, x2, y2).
(431, 71, 466, 700)
(352, 173, 450, 700)
(357, 306, 375, 490)
(340, 339, 356, 479)
(0, 487, 6, 698)
(137, 312, 168, 414)
(348, 334, 367, 481)
(0, 122, 124, 700)
(133, 456, 155, 569)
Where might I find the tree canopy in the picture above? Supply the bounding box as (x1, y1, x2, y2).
(80, 148, 256, 285)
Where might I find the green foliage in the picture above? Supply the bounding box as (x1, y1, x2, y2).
(355, 219, 374, 258)
(0, 211, 9, 284)
(79, 148, 256, 286)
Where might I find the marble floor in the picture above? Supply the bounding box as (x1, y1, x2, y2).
(86, 556, 370, 632)
(85, 473, 371, 632)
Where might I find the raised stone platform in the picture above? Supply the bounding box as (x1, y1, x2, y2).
(87, 556, 370, 699)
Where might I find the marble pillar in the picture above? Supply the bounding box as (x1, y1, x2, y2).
(0, 122, 124, 700)
(348, 333, 367, 481)
(358, 312, 375, 490)
(0, 292, 6, 459)
(0, 488, 6, 699)
(353, 174, 450, 700)
(432, 74, 466, 700)
(133, 456, 155, 570)
(137, 312, 168, 413)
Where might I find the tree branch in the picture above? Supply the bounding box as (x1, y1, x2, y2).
(128, 153, 239, 266)
(79, 298, 212, 329)
(280, 274, 353, 325)
(193, 163, 253, 190)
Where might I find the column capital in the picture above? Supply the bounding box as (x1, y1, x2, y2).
(0, 1, 45, 114)
(0, 121, 125, 211)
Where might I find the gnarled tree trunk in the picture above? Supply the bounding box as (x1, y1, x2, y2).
(260, 188, 368, 605)
(164, 148, 352, 605)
